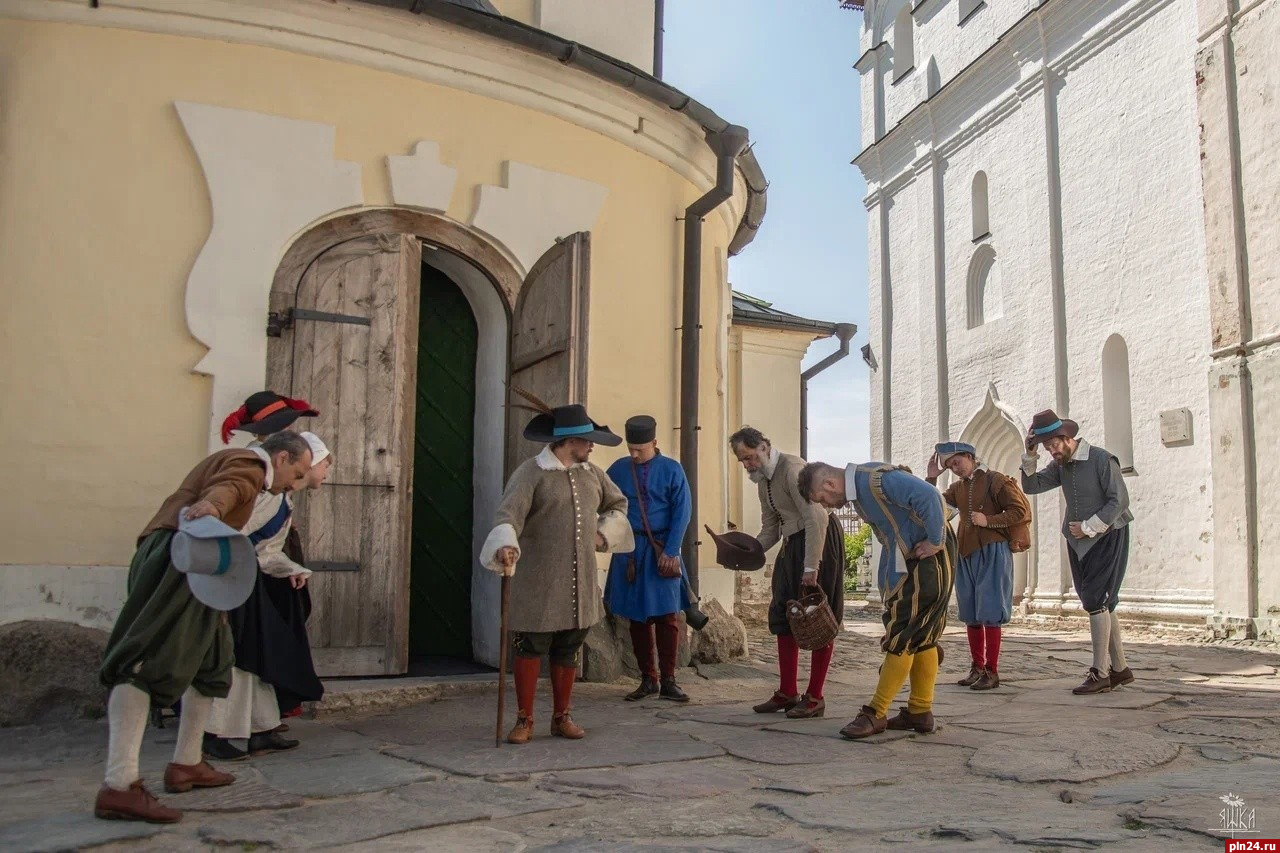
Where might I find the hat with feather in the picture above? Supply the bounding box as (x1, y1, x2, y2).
(508, 386, 621, 447)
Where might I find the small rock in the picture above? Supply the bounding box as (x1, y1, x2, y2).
(0, 620, 109, 726)
(1060, 790, 1073, 803)
(689, 598, 749, 664)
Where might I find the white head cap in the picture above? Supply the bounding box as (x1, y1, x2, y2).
(300, 431, 331, 467)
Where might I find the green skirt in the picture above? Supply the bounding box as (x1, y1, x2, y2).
(99, 529, 233, 707)
(881, 527, 958, 656)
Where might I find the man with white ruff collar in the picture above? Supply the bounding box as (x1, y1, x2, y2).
(481, 399, 634, 744)
(95, 431, 312, 823)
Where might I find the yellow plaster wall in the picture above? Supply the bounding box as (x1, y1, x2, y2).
(0, 18, 737, 591)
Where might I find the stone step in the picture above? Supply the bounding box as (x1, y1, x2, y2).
(308, 673, 498, 719)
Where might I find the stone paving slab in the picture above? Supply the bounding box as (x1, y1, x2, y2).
(654, 705, 775, 728)
(0, 813, 163, 853)
(1086, 756, 1280, 805)
(388, 724, 723, 776)
(676, 721, 861, 764)
(1006, 689, 1174, 709)
(532, 837, 805, 852)
(968, 727, 1180, 782)
(253, 749, 439, 797)
(537, 759, 756, 801)
(339, 824, 527, 852)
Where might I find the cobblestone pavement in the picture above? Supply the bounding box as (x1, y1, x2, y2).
(2, 616, 1278, 851)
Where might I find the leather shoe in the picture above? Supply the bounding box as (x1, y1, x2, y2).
(202, 733, 248, 762)
(970, 669, 1000, 691)
(784, 694, 825, 719)
(625, 676, 659, 702)
(94, 781, 181, 824)
(164, 761, 234, 794)
(957, 665, 983, 687)
(551, 712, 586, 739)
(839, 706, 888, 739)
(659, 678, 690, 703)
(1072, 667, 1113, 695)
(886, 707, 936, 733)
(247, 731, 299, 756)
(752, 691, 801, 714)
(506, 716, 534, 744)
(1109, 666, 1135, 688)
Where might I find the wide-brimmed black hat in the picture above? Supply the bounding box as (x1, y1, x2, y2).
(221, 391, 320, 443)
(1025, 408, 1079, 448)
(704, 525, 767, 571)
(523, 404, 621, 446)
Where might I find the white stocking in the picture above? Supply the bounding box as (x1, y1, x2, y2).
(174, 687, 213, 766)
(1108, 611, 1128, 671)
(104, 684, 150, 791)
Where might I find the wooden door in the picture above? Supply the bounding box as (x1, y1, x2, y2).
(506, 232, 590, 473)
(269, 233, 421, 676)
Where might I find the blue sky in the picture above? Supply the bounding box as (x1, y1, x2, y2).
(664, 1, 871, 464)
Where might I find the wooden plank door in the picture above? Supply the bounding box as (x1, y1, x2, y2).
(506, 232, 590, 474)
(276, 233, 421, 676)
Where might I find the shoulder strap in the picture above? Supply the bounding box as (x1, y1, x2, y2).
(630, 460, 664, 551)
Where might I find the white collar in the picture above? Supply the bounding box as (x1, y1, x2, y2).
(762, 446, 782, 481)
(248, 445, 273, 490)
(844, 463, 858, 504)
(1072, 439, 1092, 462)
(535, 445, 589, 471)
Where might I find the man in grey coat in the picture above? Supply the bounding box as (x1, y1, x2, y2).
(481, 403, 633, 744)
(1021, 409, 1135, 695)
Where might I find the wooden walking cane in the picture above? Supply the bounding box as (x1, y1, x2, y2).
(495, 574, 511, 747)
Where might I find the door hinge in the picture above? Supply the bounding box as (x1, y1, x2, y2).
(267, 307, 372, 337)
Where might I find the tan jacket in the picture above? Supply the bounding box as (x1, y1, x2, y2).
(935, 468, 1031, 559)
(756, 451, 830, 570)
(140, 449, 267, 541)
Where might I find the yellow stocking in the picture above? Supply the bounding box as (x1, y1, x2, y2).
(906, 646, 940, 715)
(869, 651, 914, 717)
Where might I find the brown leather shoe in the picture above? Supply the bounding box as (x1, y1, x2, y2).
(784, 694, 825, 719)
(839, 706, 888, 740)
(957, 664, 983, 686)
(1072, 667, 1113, 695)
(506, 716, 534, 745)
(551, 712, 585, 739)
(970, 668, 1000, 691)
(163, 761, 234, 794)
(886, 707, 936, 733)
(752, 691, 801, 714)
(1109, 667, 1134, 688)
(94, 781, 182, 823)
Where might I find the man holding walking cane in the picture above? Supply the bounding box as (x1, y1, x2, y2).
(481, 395, 633, 745)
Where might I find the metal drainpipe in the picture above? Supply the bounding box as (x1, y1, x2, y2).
(653, 0, 665, 80)
(680, 126, 750, 595)
(800, 323, 858, 461)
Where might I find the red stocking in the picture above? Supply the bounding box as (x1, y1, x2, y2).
(777, 634, 800, 697)
(806, 641, 835, 699)
(966, 625, 985, 668)
(983, 625, 1002, 673)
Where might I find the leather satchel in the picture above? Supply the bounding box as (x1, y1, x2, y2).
(631, 461, 681, 578)
(986, 471, 1032, 553)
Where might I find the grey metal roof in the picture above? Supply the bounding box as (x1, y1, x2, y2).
(731, 291, 838, 336)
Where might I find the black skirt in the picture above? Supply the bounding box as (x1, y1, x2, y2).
(768, 513, 845, 636)
(227, 570, 323, 706)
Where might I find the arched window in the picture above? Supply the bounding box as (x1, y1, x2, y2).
(972, 171, 990, 240)
(893, 7, 914, 81)
(966, 245, 1001, 329)
(1101, 334, 1135, 470)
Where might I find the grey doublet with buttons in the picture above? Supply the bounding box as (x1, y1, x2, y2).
(490, 456, 631, 633)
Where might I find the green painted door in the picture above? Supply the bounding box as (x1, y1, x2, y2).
(410, 263, 477, 660)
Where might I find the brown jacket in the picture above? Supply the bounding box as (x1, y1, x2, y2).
(139, 449, 268, 541)
(934, 469, 1030, 559)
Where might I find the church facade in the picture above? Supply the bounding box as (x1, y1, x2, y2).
(854, 0, 1235, 628)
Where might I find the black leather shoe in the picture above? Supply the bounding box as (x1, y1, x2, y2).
(659, 678, 690, 703)
(625, 676, 659, 702)
(247, 731, 299, 756)
(201, 734, 248, 762)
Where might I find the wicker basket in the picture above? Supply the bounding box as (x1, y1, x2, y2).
(785, 589, 839, 651)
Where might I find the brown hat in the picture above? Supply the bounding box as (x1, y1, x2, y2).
(704, 525, 766, 571)
(1026, 409, 1079, 448)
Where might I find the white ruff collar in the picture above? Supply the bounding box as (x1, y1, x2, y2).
(535, 446, 590, 471)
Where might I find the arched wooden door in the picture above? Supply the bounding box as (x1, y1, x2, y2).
(505, 232, 591, 474)
(267, 232, 421, 676)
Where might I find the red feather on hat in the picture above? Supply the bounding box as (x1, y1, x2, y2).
(284, 397, 316, 413)
(220, 406, 248, 445)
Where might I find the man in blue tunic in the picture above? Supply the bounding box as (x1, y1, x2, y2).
(605, 415, 694, 703)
